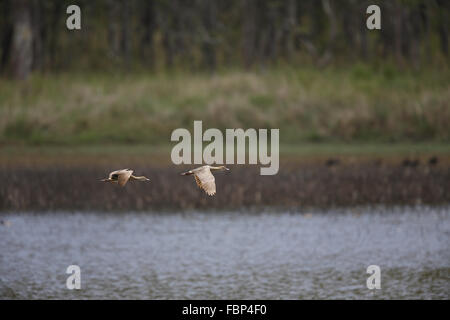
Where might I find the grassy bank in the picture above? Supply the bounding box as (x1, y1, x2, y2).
(0, 64, 449, 145)
(1, 144, 449, 211)
(1, 160, 448, 211)
(1, 143, 449, 168)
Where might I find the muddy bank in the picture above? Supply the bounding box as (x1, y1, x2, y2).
(1, 160, 448, 211)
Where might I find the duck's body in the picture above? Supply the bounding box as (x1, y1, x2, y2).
(181, 165, 229, 196)
(101, 169, 150, 187)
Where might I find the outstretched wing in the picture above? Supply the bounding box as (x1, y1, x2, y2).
(194, 175, 202, 188)
(194, 168, 216, 196)
(118, 170, 133, 186)
(109, 169, 130, 179)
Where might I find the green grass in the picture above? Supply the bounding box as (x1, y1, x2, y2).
(1, 143, 448, 168)
(0, 64, 449, 146)
(280, 142, 450, 156)
(2, 143, 449, 158)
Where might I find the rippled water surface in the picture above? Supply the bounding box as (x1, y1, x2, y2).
(1, 207, 449, 299)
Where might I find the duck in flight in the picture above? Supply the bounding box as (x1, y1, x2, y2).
(181, 165, 229, 196)
(101, 169, 150, 187)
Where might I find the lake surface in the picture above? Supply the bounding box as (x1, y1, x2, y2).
(0, 206, 449, 299)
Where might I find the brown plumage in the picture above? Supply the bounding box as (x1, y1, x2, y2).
(101, 169, 150, 187)
(181, 165, 229, 196)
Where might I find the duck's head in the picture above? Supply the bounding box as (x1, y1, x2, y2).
(211, 165, 230, 171)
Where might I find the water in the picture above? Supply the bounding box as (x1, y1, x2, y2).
(0, 206, 449, 299)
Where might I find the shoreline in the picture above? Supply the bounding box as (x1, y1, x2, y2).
(1, 152, 449, 211)
(3, 203, 450, 215)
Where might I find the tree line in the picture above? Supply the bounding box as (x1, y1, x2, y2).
(0, 0, 448, 79)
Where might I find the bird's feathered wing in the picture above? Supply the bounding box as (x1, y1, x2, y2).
(118, 170, 133, 186)
(109, 169, 128, 178)
(194, 175, 202, 188)
(194, 168, 216, 196)
(109, 169, 133, 186)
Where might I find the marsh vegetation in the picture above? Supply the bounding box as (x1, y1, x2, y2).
(1, 66, 449, 145)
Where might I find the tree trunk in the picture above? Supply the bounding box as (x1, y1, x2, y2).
(0, 0, 13, 74)
(10, 0, 33, 80)
(393, 3, 404, 65)
(436, 0, 449, 56)
(242, 0, 256, 68)
(284, 0, 297, 59)
(31, 0, 43, 71)
(201, 0, 217, 71)
(318, 0, 337, 67)
(120, 0, 131, 66)
(140, 0, 156, 68)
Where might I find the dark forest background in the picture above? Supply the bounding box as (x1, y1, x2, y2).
(1, 0, 449, 79)
(0, 0, 449, 211)
(0, 0, 448, 146)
